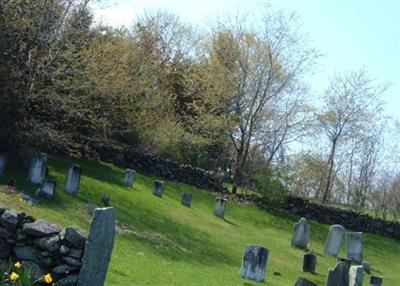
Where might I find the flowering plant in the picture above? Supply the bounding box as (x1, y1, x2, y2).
(0, 260, 54, 286)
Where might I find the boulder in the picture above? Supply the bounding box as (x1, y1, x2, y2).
(23, 220, 61, 237)
(0, 210, 18, 231)
(60, 227, 86, 248)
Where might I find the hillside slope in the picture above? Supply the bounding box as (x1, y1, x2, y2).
(0, 156, 399, 285)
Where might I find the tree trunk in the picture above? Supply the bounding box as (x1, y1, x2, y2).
(322, 138, 337, 204)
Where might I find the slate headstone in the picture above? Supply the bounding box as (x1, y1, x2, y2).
(324, 224, 345, 257)
(337, 257, 352, 271)
(291, 218, 310, 249)
(326, 261, 349, 286)
(181, 192, 192, 207)
(28, 152, 48, 184)
(38, 180, 56, 198)
(302, 251, 317, 273)
(123, 169, 135, 187)
(153, 180, 164, 197)
(214, 197, 227, 219)
(77, 207, 115, 286)
(65, 164, 81, 195)
(295, 276, 317, 286)
(349, 265, 364, 286)
(0, 153, 7, 175)
(370, 276, 383, 286)
(346, 232, 363, 264)
(239, 245, 269, 282)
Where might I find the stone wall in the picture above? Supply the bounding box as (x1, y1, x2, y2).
(0, 207, 86, 286)
(232, 194, 400, 241)
(100, 147, 225, 192)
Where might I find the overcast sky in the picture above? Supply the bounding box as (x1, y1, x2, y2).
(92, 0, 400, 125)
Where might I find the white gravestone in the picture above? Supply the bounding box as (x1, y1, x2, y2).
(0, 153, 7, 175)
(38, 180, 56, 198)
(65, 164, 81, 195)
(346, 232, 363, 264)
(291, 218, 310, 249)
(213, 198, 227, 219)
(123, 169, 135, 187)
(324, 224, 345, 257)
(239, 245, 269, 282)
(349, 265, 364, 286)
(28, 152, 48, 184)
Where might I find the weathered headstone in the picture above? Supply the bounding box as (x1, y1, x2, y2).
(370, 276, 383, 286)
(0, 153, 7, 175)
(362, 261, 371, 274)
(181, 192, 192, 207)
(324, 224, 345, 257)
(349, 265, 364, 286)
(28, 152, 48, 184)
(346, 232, 363, 264)
(77, 207, 115, 286)
(153, 180, 164, 197)
(302, 251, 317, 273)
(295, 276, 317, 286)
(123, 169, 135, 187)
(326, 261, 349, 286)
(291, 218, 310, 249)
(38, 180, 56, 198)
(239, 245, 269, 282)
(213, 198, 227, 219)
(65, 164, 81, 195)
(337, 257, 352, 272)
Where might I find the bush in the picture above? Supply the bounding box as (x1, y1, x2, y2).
(254, 167, 288, 205)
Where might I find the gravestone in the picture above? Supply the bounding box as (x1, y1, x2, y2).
(181, 192, 192, 207)
(123, 169, 135, 187)
(349, 265, 364, 286)
(213, 198, 227, 219)
(77, 207, 115, 286)
(65, 164, 81, 195)
(362, 261, 371, 274)
(239, 245, 269, 282)
(302, 251, 317, 273)
(326, 261, 349, 286)
(153, 180, 164, 197)
(295, 277, 317, 286)
(346, 232, 363, 264)
(370, 276, 383, 286)
(324, 224, 345, 257)
(38, 180, 56, 198)
(291, 218, 310, 249)
(0, 153, 7, 175)
(101, 194, 110, 207)
(28, 152, 48, 184)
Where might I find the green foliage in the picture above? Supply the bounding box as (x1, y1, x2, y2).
(0, 261, 36, 286)
(254, 167, 288, 204)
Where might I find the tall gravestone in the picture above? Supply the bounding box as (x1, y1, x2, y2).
(295, 277, 317, 286)
(28, 152, 48, 184)
(38, 180, 56, 198)
(65, 164, 81, 195)
(153, 180, 164, 197)
(291, 218, 310, 249)
(326, 261, 349, 286)
(302, 251, 317, 273)
(77, 207, 115, 286)
(324, 224, 345, 257)
(349, 265, 364, 286)
(346, 232, 363, 264)
(213, 198, 227, 219)
(0, 153, 7, 175)
(370, 276, 383, 286)
(181, 192, 192, 207)
(239, 245, 269, 282)
(123, 169, 135, 187)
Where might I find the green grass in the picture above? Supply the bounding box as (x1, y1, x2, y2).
(1, 156, 399, 285)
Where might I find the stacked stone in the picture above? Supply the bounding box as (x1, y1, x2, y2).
(0, 207, 86, 286)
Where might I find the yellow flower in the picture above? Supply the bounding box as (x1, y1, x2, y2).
(43, 273, 53, 284)
(14, 261, 22, 269)
(10, 272, 19, 281)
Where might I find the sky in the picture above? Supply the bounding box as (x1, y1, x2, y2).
(92, 0, 400, 125)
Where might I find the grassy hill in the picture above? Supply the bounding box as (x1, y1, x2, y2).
(1, 156, 399, 286)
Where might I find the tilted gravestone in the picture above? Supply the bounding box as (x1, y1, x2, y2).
(77, 207, 115, 286)
(349, 265, 364, 286)
(0, 152, 7, 175)
(65, 164, 81, 195)
(181, 192, 192, 207)
(346, 232, 363, 264)
(213, 198, 227, 219)
(123, 169, 135, 187)
(302, 251, 317, 273)
(295, 276, 317, 286)
(28, 152, 48, 184)
(326, 261, 349, 286)
(153, 180, 164, 197)
(291, 218, 310, 249)
(239, 245, 269, 282)
(38, 180, 56, 198)
(324, 224, 345, 257)
(370, 276, 383, 286)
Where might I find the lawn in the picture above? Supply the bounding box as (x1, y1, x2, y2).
(1, 156, 399, 285)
